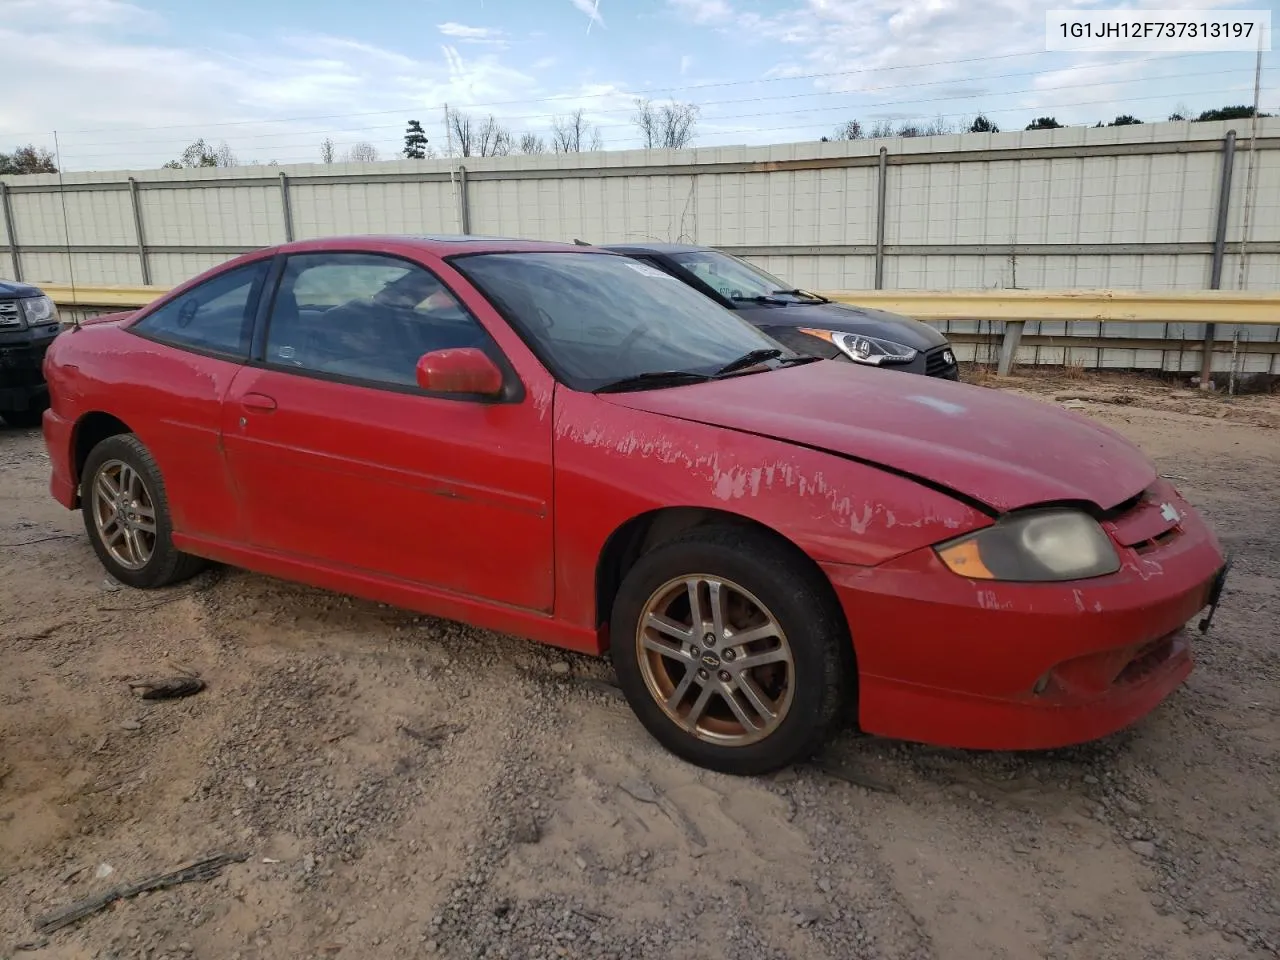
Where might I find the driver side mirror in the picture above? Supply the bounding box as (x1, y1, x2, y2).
(415, 348, 505, 397)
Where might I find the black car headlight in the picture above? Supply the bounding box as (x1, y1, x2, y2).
(935, 509, 1121, 582)
(20, 295, 58, 327)
(798, 327, 917, 365)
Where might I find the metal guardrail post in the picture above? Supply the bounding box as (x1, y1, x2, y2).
(456, 164, 470, 235)
(0, 182, 22, 281)
(997, 320, 1025, 376)
(1202, 130, 1237, 388)
(874, 147, 887, 290)
(279, 172, 294, 242)
(127, 177, 151, 285)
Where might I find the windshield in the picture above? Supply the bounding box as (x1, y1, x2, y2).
(450, 251, 792, 391)
(668, 250, 818, 303)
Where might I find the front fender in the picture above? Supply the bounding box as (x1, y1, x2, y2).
(551, 388, 992, 632)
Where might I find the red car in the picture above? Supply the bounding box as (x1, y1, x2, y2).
(41, 236, 1230, 774)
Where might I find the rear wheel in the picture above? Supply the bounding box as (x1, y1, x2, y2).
(81, 434, 206, 589)
(609, 526, 852, 775)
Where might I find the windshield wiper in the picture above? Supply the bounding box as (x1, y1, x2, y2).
(732, 294, 789, 306)
(715, 348, 783, 376)
(772, 288, 831, 303)
(594, 370, 713, 393)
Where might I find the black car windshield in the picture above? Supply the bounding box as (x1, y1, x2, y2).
(450, 251, 794, 391)
(668, 250, 822, 303)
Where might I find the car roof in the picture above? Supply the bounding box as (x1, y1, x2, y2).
(263, 234, 611, 258)
(597, 242, 710, 255)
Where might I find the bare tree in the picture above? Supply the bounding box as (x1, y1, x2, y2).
(213, 141, 238, 166)
(320, 138, 336, 164)
(632, 98, 699, 149)
(895, 123, 922, 138)
(162, 137, 238, 169)
(551, 109, 602, 153)
(344, 141, 380, 162)
(830, 119, 863, 140)
(447, 108, 476, 157)
(476, 115, 514, 157)
(921, 115, 952, 136)
(519, 132, 547, 154)
(867, 120, 895, 139)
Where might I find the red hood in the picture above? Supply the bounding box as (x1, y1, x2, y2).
(600, 361, 1155, 513)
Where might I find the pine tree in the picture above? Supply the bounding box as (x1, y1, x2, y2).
(403, 120, 428, 159)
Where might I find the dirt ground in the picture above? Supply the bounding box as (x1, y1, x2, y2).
(2, 369, 1278, 960)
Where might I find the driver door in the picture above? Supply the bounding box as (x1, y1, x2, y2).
(219, 251, 555, 612)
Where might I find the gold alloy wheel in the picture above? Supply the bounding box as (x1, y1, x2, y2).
(635, 574, 795, 746)
(91, 459, 158, 570)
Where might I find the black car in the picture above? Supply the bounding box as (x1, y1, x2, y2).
(0, 279, 62, 428)
(597, 243, 959, 380)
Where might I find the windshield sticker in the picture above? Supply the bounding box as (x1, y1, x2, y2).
(626, 263, 677, 279)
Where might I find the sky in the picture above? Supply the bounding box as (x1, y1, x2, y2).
(1, 0, 1277, 171)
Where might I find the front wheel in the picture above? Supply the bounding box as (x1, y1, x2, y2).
(609, 526, 853, 776)
(81, 433, 207, 589)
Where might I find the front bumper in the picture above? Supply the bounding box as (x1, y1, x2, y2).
(0, 329, 58, 411)
(43, 406, 78, 509)
(839, 343, 960, 380)
(822, 502, 1225, 750)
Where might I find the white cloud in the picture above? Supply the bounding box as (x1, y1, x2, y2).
(3, 0, 149, 25)
(680, 54, 694, 76)
(568, 0, 605, 31)
(667, 0, 734, 26)
(746, 0, 1259, 130)
(437, 22, 508, 45)
(0, 15, 541, 169)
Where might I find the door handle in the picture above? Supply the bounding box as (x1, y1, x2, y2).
(241, 392, 277, 413)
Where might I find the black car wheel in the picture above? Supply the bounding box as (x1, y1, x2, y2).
(609, 525, 853, 775)
(81, 434, 206, 589)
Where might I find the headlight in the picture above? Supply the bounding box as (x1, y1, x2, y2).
(20, 295, 59, 327)
(935, 509, 1121, 582)
(797, 328, 917, 365)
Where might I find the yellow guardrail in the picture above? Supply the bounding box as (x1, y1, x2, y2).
(823, 289, 1280, 325)
(43, 284, 1280, 326)
(45, 284, 168, 308)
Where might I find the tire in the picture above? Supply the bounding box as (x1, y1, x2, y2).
(80, 433, 206, 589)
(609, 525, 853, 776)
(2, 404, 46, 429)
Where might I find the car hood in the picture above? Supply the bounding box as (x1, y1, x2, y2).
(600, 360, 1155, 513)
(0, 279, 45, 298)
(736, 301, 948, 350)
(79, 310, 136, 326)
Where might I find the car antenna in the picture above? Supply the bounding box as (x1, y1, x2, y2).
(572, 238, 591, 246)
(52, 129, 81, 332)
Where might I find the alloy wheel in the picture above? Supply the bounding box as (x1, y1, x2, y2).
(635, 574, 794, 746)
(91, 459, 158, 570)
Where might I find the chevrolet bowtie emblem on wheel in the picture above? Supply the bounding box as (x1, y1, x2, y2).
(1160, 502, 1181, 524)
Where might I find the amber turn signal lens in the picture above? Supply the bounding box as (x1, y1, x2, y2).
(936, 539, 995, 579)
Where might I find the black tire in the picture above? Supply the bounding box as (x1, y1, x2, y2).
(2, 404, 46, 429)
(80, 433, 206, 589)
(609, 525, 853, 776)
